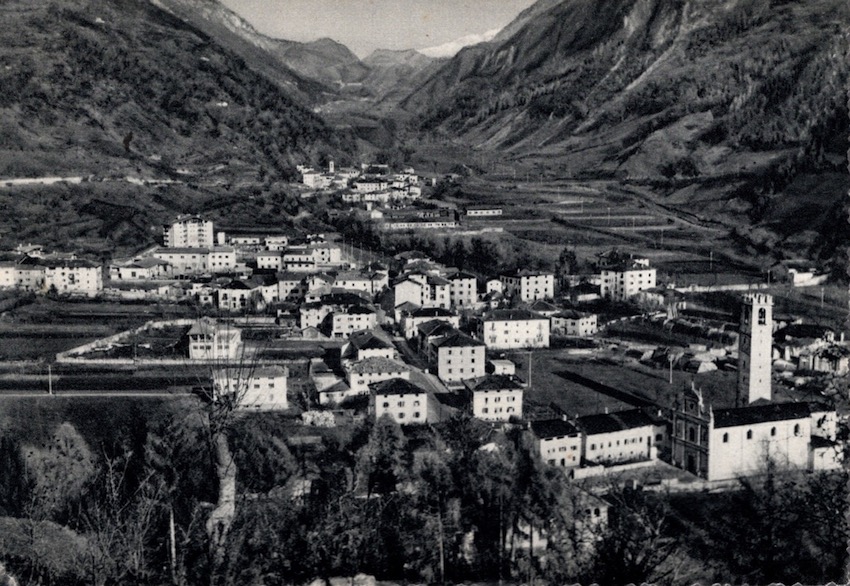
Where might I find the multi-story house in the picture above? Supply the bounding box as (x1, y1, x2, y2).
(464, 374, 523, 421)
(213, 365, 289, 410)
(600, 260, 657, 301)
(370, 378, 429, 425)
(187, 318, 242, 360)
(207, 248, 237, 274)
(401, 307, 460, 339)
(256, 252, 283, 271)
(551, 310, 598, 337)
(500, 270, 555, 302)
(0, 262, 45, 292)
(341, 330, 397, 365)
(394, 273, 451, 310)
(163, 215, 214, 248)
(43, 260, 103, 297)
(429, 330, 486, 384)
(448, 271, 478, 308)
(529, 418, 582, 468)
(480, 309, 550, 350)
(327, 305, 377, 338)
(276, 272, 307, 303)
(346, 357, 411, 396)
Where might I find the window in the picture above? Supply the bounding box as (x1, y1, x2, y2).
(722, 432, 729, 443)
(382, 402, 389, 408)
(688, 427, 696, 442)
(746, 430, 753, 440)
(414, 412, 420, 419)
(794, 424, 801, 436)
(770, 427, 776, 437)
(758, 308, 766, 325)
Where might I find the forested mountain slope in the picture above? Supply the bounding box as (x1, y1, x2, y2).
(0, 0, 351, 181)
(405, 0, 850, 258)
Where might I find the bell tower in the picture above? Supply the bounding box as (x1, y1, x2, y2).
(737, 293, 773, 406)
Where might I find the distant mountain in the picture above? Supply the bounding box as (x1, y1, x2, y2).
(362, 49, 445, 103)
(150, 0, 336, 104)
(404, 0, 850, 258)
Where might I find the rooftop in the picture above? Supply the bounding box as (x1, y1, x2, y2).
(484, 309, 547, 322)
(529, 419, 579, 439)
(464, 375, 522, 392)
(577, 409, 658, 435)
(411, 307, 456, 319)
(348, 357, 411, 375)
(370, 378, 428, 396)
(433, 331, 485, 349)
(713, 402, 820, 429)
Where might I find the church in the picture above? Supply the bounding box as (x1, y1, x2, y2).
(670, 293, 843, 480)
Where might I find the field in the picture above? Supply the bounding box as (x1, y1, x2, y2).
(509, 348, 822, 419)
(444, 175, 752, 278)
(0, 298, 196, 360)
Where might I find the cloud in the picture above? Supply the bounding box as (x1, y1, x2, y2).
(418, 28, 500, 58)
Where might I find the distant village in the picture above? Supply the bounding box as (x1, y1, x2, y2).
(0, 160, 844, 490)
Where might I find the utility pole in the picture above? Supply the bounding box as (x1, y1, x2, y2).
(527, 350, 533, 389)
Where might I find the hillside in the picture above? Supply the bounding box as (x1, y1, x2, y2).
(0, 0, 353, 255)
(404, 0, 850, 259)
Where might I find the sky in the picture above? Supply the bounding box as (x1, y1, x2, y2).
(220, 0, 537, 58)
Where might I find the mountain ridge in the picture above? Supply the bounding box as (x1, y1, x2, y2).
(402, 0, 850, 259)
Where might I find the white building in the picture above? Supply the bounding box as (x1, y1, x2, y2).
(257, 252, 283, 271)
(341, 330, 397, 365)
(500, 270, 555, 302)
(213, 365, 289, 410)
(370, 378, 429, 425)
(551, 310, 598, 337)
(345, 356, 411, 396)
(0, 262, 45, 292)
(670, 386, 842, 480)
(600, 261, 657, 301)
(329, 305, 377, 338)
(577, 409, 665, 465)
(529, 418, 582, 468)
(401, 307, 460, 339)
(448, 271, 478, 308)
(480, 309, 550, 350)
(163, 215, 214, 248)
(430, 331, 486, 384)
(43, 261, 103, 297)
(464, 375, 523, 421)
(187, 319, 242, 360)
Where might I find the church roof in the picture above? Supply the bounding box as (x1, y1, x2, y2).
(713, 402, 813, 429)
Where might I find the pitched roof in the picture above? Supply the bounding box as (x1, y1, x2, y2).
(448, 271, 476, 281)
(433, 331, 484, 349)
(553, 309, 585, 320)
(370, 378, 427, 396)
(464, 375, 522, 392)
(348, 357, 411, 375)
(529, 300, 558, 312)
(348, 330, 393, 351)
(713, 402, 815, 429)
(577, 409, 657, 435)
(411, 307, 455, 318)
(484, 309, 547, 322)
(530, 419, 579, 439)
(774, 324, 834, 342)
(417, 320, 457, 337)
